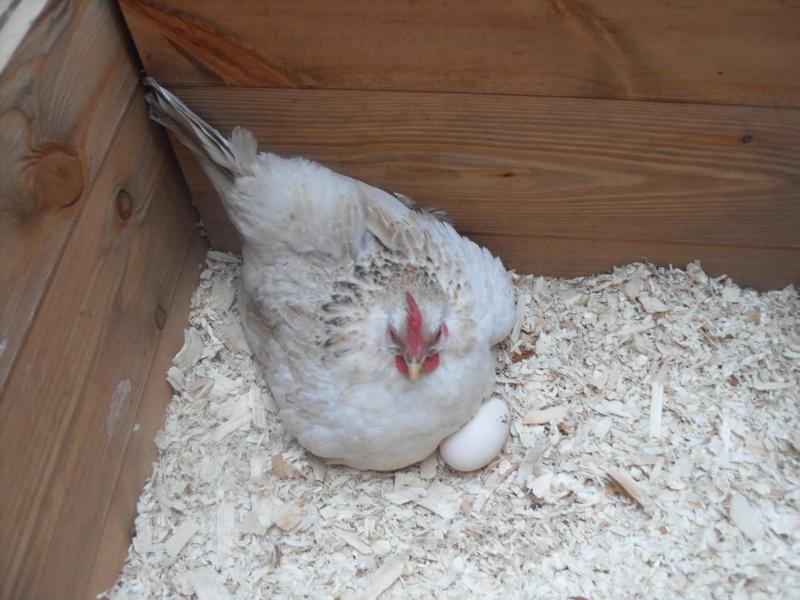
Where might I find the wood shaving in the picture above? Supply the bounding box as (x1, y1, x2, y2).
(522, 405, 567, 425)
(270, 498, 305, 532)
(361, 556, 406, 600)
(333, 527, 372, 555)
(419, 453, 438, 480)
(649, 379, 665, 439)
(729, 493, 765, 541)
(607, 468, 648, 510)
(177, 566, 232, 600)
(516, 440, 548, 487)
(165, 520, 200, 558)
(108, 257, 799, 599)
(639, 295, 670, 314)
(271, 454, 289, 479)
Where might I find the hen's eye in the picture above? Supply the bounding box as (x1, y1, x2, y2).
(432, 323, 448, 343)
(387, 325, 401, 345)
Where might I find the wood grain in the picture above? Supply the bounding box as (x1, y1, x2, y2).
(0, 94, 196, 600)
(159, 87, 799, 288)
(119, 0, 800, 107)
(472, 235, 800, 292)
(86, 232, 206, 599)
(186, 192, 799, 290)
(0, 0, 139, 394)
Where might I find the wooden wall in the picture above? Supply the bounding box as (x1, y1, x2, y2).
(119, 0, 800, 290)
(0, 2, 203, 598)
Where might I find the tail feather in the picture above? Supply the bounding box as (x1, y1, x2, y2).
(143, 77, 255, 187)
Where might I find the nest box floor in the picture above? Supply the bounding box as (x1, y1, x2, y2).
(108, 252, 799, 599)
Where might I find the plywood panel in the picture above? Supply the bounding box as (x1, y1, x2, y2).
(0, 0, 139, 394)
(119, 0, 800, 107)
(161, 88, 799, 265)
(0, 95, 196, 600)
(86, 232, 206, 599)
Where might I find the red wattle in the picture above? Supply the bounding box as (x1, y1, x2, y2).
(422, 354, 440, 372)
(395, 355, 409, 374)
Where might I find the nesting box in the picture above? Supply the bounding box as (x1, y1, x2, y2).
(1, 1, 798, 598)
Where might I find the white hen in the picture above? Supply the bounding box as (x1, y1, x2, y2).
(145, 78, 516, 470)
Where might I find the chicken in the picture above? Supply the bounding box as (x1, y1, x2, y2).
(144, 78, 516, 470)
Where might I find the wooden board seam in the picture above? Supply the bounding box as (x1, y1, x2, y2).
(142, 83, 800, 113)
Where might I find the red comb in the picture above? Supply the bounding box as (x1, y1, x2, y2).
(405, 292, 424, 358)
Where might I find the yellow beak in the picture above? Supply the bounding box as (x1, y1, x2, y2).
(407, 360, 422, 382)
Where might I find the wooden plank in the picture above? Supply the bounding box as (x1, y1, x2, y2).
(180, 188, 799, 290)
(119, 0, 800, 107)
(186, 190, 241, 252)
(86, 232, 206, 599)
(472, 235, 800, 291)
(0, 94, 197, 600)
(29, 160, 195, 600)
(0, 0, 139, 394)
(163, 87, 800, 250)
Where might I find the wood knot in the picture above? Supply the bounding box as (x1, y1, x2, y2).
(154, 306, 166, 329)
(33, 149, 83, 209)
(116, 189, 134, 221)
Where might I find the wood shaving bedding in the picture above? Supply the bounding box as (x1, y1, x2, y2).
(108, 256, 799, 599)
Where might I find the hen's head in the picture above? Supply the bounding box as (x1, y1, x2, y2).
(387, 291, 448, 381)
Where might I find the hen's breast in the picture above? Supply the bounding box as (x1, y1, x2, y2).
(239, 250, 498, 470)
(283, 346, 496, 471)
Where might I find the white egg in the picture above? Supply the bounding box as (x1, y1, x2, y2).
(438, 398, 509, 472)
